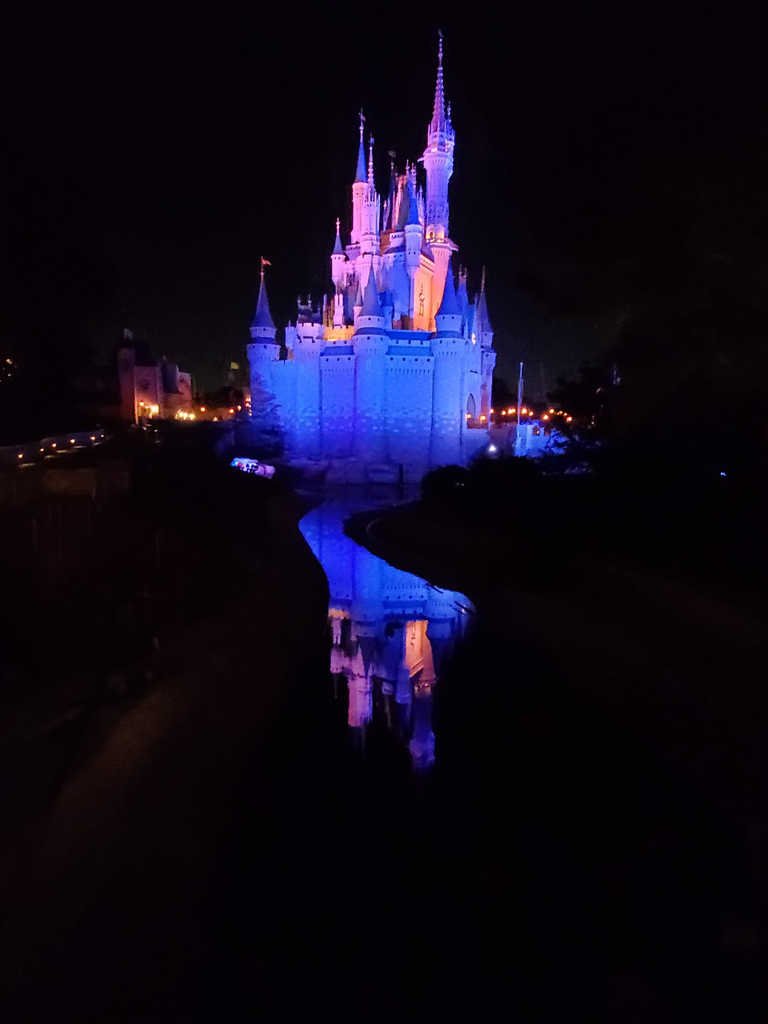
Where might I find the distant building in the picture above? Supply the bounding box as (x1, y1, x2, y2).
(117, 331, 193, 423)
(248, 38, 496, 483)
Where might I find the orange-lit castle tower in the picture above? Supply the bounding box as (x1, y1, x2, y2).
(249, 37, 496, 483)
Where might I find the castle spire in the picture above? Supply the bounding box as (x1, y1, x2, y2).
(360, 263, 382, 316)
(430, 31, 446, 136)
(249, 262, 276, 337)
(333, 217, 344, 254)
(355, 110, 367, 183)
(367, 135, 375, 188)
(406, 173, 421, 226)
(476, 266, 493, 334)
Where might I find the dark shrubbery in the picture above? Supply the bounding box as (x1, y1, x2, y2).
(421, 465, 470, 503)
(422, 458, 542, 504)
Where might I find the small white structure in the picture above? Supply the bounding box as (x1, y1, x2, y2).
(514, 421, 565, 458)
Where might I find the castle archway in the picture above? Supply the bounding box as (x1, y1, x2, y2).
(466, 393, 478, 427)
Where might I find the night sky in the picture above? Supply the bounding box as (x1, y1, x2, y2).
(1, 1, 766, 395)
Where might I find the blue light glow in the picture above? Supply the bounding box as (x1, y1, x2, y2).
(300, 497, 471, 768)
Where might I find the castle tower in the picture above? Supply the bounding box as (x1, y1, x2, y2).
(430, 262, 465, 467)
(476, 269, 497, 419)
(353, 266, 388, 463)
(331, 218, 346, 286)
(351, 113, 367, 246)
(404, 175, 422, 324)
(421, 35, 455, 318)
(361, 136, 381, 259)
(422, 35, 455, 243)
(248, 267, 279, 385)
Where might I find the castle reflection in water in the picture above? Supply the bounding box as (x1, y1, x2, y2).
(300, 497, 472, 768)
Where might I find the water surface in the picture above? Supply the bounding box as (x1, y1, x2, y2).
(300, 493, 472, 769)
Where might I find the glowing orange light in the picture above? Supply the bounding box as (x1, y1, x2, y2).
(39, 448, 44, 453)
(466, 413, 471, 419)
(229, 408, 235, 414)
(51, 443, 57, 448)
(543, 414, 550, 420)
(510, 407, 516, 414)
(200, 406, 206, 412)
(479, 415, 486, 422)
(237, 405, 242, 411)
(70, 438, 75, 443)
(549, 408, 555, 414)
(90, 436, 95, 441)
(528, 410, 534, 416)
(501, 410, 506, 416)
(138, 401, 145, 406)
(489, 408, 494, 414)
(521, 407, 527, 414)
(17, 453, 22, 458)
(566, 415, 573, 422)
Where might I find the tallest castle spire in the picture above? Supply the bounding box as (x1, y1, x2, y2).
(430, 32, 447, 136)
(355, 110, 367, 183)
(423, 31, 455, 240)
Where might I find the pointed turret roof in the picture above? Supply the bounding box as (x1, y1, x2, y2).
(333, 217, 344, 254)
(436, 264, 461, 317)
(354, 276, 364, 307)
(476, 267, 493, 333)
(252, 274, 275, 330)
(406, 175, 420, 226)
(361, 269, 382, 316)
(456, 267, 469, 310)
(355, 113, 367, 183)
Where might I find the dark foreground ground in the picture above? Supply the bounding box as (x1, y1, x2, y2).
(2, 450, 767, 1021)
(343, 474, 768, 1022)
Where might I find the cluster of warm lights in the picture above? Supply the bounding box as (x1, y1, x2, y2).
(138, 401, 160, 417)
(175, 410, 196, 421)
(492, 405, 574, 425)
(19, 433, 104, 463)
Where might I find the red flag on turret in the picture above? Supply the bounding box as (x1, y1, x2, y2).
(261, 257, 272, 269)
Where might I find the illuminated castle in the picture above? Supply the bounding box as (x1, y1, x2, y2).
(248, 38, 496, 482)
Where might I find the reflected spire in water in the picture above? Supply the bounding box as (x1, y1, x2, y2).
(301, 497, 471, 769)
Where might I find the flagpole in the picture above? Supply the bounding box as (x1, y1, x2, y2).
(517, 361, 523, 427)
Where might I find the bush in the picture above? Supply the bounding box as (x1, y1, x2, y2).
(421, 465, 470, 503)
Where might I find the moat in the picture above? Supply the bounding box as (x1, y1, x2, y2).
(299, 493, 472, 770)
